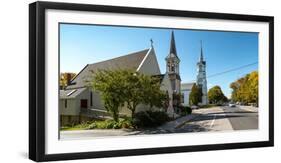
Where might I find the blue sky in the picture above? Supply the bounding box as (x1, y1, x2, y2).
(60, 23, 258, 98)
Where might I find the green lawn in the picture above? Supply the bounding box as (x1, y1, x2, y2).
(60, 121, 93, 131)
(60, 126, 87, 131)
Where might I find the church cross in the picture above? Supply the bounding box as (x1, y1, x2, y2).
(150, 39, 153, 47)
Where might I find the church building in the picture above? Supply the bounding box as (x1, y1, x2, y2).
(59, 31, 181, 125)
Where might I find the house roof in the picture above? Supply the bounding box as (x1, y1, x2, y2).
(66, 48, 150, 89)
(181, 82, 195, 90)
(60, 87, 87, 99)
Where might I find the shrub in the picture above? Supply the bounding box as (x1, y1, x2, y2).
(185, 106, 192, 114)
(179, 106, 192, 116)
(132, 110, 170, 128)
(87, 119, 133, 129)
(87, 123, 97, 129)
(132, 111, 153, 127)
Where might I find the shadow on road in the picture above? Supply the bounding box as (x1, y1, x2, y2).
(174, 123, 211, 132)
(212, 111, 256, 114)
(126, 128, 172, 135)
(126, 124, 211, 135)
(189, 113, 256, 123)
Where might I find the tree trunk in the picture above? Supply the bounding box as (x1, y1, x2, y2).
(128, 102, 137, 120)
(112, 108, 119, 122)
(131, 108, 135, 120)
(113, 114, 119, 122)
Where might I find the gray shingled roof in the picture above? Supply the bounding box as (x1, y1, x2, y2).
(181, 83, 195, 90)
(66, 49, 150, 89)
(60, 87, 87, 99)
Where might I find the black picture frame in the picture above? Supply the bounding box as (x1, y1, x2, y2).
(29, 1, 274, 162)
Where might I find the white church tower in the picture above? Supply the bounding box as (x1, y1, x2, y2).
(196, 41, 208, 105)
(166, 31, 181, 94)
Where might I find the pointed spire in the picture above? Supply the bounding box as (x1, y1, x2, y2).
(199, 40, 204, 62)
(169, 31, 177, 56)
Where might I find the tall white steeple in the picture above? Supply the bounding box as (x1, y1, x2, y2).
(196, 41, 208, 105)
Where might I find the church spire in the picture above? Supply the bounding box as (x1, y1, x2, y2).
(196, 40, 208, 105)
(169, 31, 177, 56)
(199, 40, 204, 62)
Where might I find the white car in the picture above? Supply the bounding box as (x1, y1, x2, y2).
(191, 105, 199, 110)
(229, 103, 236, 107)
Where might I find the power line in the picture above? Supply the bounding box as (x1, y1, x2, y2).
(186, 61, 258, 82)
(207, 61, 258, 79)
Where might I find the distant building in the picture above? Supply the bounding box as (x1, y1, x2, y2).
(181, 83, 195, 106)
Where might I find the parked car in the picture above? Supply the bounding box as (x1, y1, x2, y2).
(191, 105, 199, 110)
(229, 103, 236, 107)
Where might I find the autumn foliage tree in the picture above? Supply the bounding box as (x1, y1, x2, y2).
(60, 72, 76, 89)
(230, 71, 258, 105)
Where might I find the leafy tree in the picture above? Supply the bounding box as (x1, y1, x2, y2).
(248, 71, 258, 104)
(60, 72, 76, 89)
(91, 70, 127, 121)
(208, 85, 228, 104)
(90, 69, 168, 120)
(143, 76, 169, 110)
(122, 71, 167, 119)
(172, 93, 182, 107)
(122, 71, 145, 119)
(230, 71, 258, 105)
(189, 84, 201, 106)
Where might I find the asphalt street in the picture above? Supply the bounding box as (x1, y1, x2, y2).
(175, 105, 258, 132)
(221, 106, 258, 130)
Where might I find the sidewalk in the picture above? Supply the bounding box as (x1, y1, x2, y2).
(60, 129, 139, 140)
(157, 110, 203, 132)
